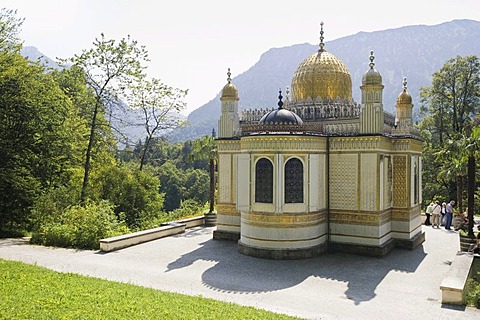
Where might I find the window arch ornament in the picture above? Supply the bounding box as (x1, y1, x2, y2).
(255, 158, 273, 203)
(285, 158, 303, 203)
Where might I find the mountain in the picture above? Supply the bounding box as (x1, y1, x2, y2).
(171, 19, 480, 142)
(20, 46, 61, 70)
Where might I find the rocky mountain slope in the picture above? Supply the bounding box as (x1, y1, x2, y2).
(174, 19, 480, 141)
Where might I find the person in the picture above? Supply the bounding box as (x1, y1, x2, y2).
(440, 202, 447, 226)
(445, 200, 455, 230)
(431, 200, 441, 228)
(425, 202, 433, 226)
(454, 208, 469, 232)
(468, 225, 480, 254)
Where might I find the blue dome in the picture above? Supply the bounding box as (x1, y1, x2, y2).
(259, 108, 303, 125)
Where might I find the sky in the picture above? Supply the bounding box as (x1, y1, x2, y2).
(3, 0, 480, 115)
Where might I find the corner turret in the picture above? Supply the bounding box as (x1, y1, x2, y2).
(218, 68, 240, 138)
(359, 50, 384, 134)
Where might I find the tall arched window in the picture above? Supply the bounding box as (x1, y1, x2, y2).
(255, 158, 273, 203)
(285, 158, 303, 203)
(413, 159, 419, 204)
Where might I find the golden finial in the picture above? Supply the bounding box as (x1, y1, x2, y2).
(403, 77, 408, 92)
(227, 68, 231, 83)
(277, 89, 284, 109)
(319, 21, 325, 51)
(285, 86, 290, 101)
(369, 50, 375, 69)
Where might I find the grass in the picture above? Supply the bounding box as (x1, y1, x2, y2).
(464, 257, 480, 308)
(0, 259, 301, 320)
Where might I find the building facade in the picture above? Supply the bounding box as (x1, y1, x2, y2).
(214, 25, 424, 259)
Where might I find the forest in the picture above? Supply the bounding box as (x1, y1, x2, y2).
(0, 8, 479, 249)
(0, 9, 214, 249)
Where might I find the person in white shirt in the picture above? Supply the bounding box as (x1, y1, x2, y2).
(425, 202, 434, 226)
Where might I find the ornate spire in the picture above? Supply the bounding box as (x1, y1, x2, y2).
(369, 50, 375, 69)
(277, 89, 284, 109)
(285, 86, 290, 101)
(402, 77, 408, 92)
(227, 68, 231, 83)
(319, 21, 325, 51)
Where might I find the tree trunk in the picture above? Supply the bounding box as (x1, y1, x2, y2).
(209, 158, 215, 213)
(467, 155, 475, 237)
(139, 135, 152, 171)
(80, 101, 100, 204)
(456, 174, 463, 214)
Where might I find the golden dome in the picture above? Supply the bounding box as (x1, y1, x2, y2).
(291, 24, 352, 101)
(397, 78, 412, 106)
(362, 51, 382, 86)
(220, 68, 239, 101)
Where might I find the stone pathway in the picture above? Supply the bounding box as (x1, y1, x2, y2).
(1, 226, 479, 320)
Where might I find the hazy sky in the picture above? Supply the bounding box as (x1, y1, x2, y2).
(3, 0, 480, 114)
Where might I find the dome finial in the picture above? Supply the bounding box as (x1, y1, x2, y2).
(277, 89, 284, 109)
(227, 68, 232, 83)
(369, 50, 375, 69)
(285, 86, 290, 101)
(319, 21, 325, 51)
(403, 77, 408, 92)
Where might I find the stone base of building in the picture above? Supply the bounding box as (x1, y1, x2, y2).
(238, 241, 328, 260)
(213, 230, 240, 241)
(394, 231, 425, 250)
(331, 238, 396, 257)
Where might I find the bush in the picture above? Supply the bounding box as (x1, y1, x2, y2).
(465, 277, 480, 308)
(31, 200, 129, 250)
(91, 164, 164, 230)
(139, 199, 206, 229)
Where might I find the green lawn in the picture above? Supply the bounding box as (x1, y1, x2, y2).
(0, 259, 301, 320)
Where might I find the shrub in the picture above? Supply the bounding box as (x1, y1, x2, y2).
(31, 200, 129, 250)
(91, 164, 164, 230)
(465, 277, 480, 308)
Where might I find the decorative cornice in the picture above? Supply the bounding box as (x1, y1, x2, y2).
(241, 135, 327, 151)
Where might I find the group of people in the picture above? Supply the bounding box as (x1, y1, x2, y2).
(424, 200, 456, 230)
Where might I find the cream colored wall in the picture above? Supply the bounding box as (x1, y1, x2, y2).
(360, 153, 378, 211)
(329, 153, 358, 211)
(218, 153, 232, 203)
(217, 140, 241, 234)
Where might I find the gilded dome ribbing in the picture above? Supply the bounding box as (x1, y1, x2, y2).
(397, 78, 412, 105)
(291, 23, 352, 101)
(221, 68, 239, 101)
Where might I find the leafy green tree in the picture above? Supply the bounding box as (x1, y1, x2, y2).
(0, 7, 23, 53)
(125, 77, 187, 170)
(62, 33, 149, 203)
(420, 55, 480, 235)
(90, 164, 164, 230)
(0, 50, 84, 231)
(190, 133, 218, 213)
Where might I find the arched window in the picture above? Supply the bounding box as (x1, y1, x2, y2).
(255, 158, 273, 203)
(285, 158, 303, 203)
(413, 159, 419, 204)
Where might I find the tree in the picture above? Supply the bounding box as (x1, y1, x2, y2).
(420, 55, 480, 235)
(125, 77, 187, 170)
(62, 33, 149, 203)
(0, 52, 83, 231)
(0, 8, 23, 53)
(90, 164, 164, 230)
(190, 132, 218, 213)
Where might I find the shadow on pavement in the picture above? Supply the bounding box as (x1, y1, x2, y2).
(167, 230, 427, 305)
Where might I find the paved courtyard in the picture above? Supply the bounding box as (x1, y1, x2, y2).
(1, 226, 479, 320)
